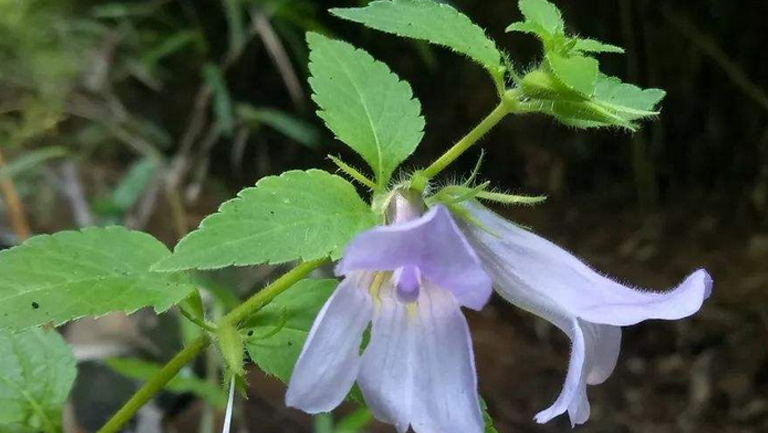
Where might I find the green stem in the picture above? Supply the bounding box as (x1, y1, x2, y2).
(421, 94, 517, 181)
(96, 336, 210, 433)
(222, 259, 326, 326)
(178, 304, 217, 332)
(96, 259, 326, 433)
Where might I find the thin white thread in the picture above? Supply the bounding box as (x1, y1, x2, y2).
(222, 376, 236, 433)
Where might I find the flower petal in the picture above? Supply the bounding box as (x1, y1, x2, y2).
(285, 275, 373, 413)
(534, 319, 586, 425)
(534, 320, 620, 426)
(409, 284, 484, 433)
(358, 283, 415, 433)
(460, 203, 712, 326)
(337, 205, 492, 310)
(459, 204, 697, 426)
(583, 322, 621, 386)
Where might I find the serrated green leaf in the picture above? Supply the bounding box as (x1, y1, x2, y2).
(546, 52, 598, 97)
(331, 0, 502, 75)
(505, 21, 552, 41)
(541, 99, 635, 130)
(543, 74, 665, 130)
(509, 1, 622, 58)
(0, 227, 196, 330)
(518, 0, 564, 35)
(572, 38, 624, 54)
(153, 170, 378, 271)
(0, 328, 76, 433)
(307, 32, 424, 186)
(244, 278, 337, 382)
(592, 74, 665, 120)
(105, 358, 227, 409)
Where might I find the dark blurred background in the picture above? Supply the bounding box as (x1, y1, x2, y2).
(1, 0, 767, 432)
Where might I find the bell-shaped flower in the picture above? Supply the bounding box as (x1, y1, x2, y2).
(457, 202, 713, 426)
(286, 198, 492, 433)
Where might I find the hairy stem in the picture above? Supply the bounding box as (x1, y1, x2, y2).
(96, 259, 326, 433)
(222, 260, 325, 326)
(421, 92, 519, 181)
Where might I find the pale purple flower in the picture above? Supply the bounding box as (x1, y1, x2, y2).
(286, 192, 712, 432)
(458, 202, 713, 426)
(286, 200, 492, 433)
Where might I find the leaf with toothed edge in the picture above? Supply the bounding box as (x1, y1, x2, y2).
(153, 170, 378, 272)
(542, 74, 666, 130)
(331, 0, 503, 76)
(572, 38, 624, 54)
(591, 74, 666, 120)
(0, 227, 195, 330)
(545, 52, 599, 98)
(307, 32, 425, 187)
(516, 0, 565, 36)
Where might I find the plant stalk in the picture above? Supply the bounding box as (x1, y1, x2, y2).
(96, 335, 209, 433)
(421, 94, 517, 180)
(96, 259, 326, 433)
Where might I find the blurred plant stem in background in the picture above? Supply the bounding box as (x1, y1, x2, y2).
(0, 146, 31, 240)
(0, 0, 324, 237)
(620, 0, 658, 209)
(662, 6, 768, 113)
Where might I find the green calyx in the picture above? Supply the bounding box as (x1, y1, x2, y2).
(216, 323, 245, 377)
(429, 183, 547, 208)
(518, 67, 665, 131)
(425, 151, 546, 211)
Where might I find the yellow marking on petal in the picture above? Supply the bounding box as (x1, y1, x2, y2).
(368, 272, 388, 312)
(368, 272, 386, 298)
(405, 303, 419, 320)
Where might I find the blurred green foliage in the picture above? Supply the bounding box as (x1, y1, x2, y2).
(0, 0, 330, 233)
(1, 0, 766, 228)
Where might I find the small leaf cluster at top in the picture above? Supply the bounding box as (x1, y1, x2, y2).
(508, 0, 665, 131)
